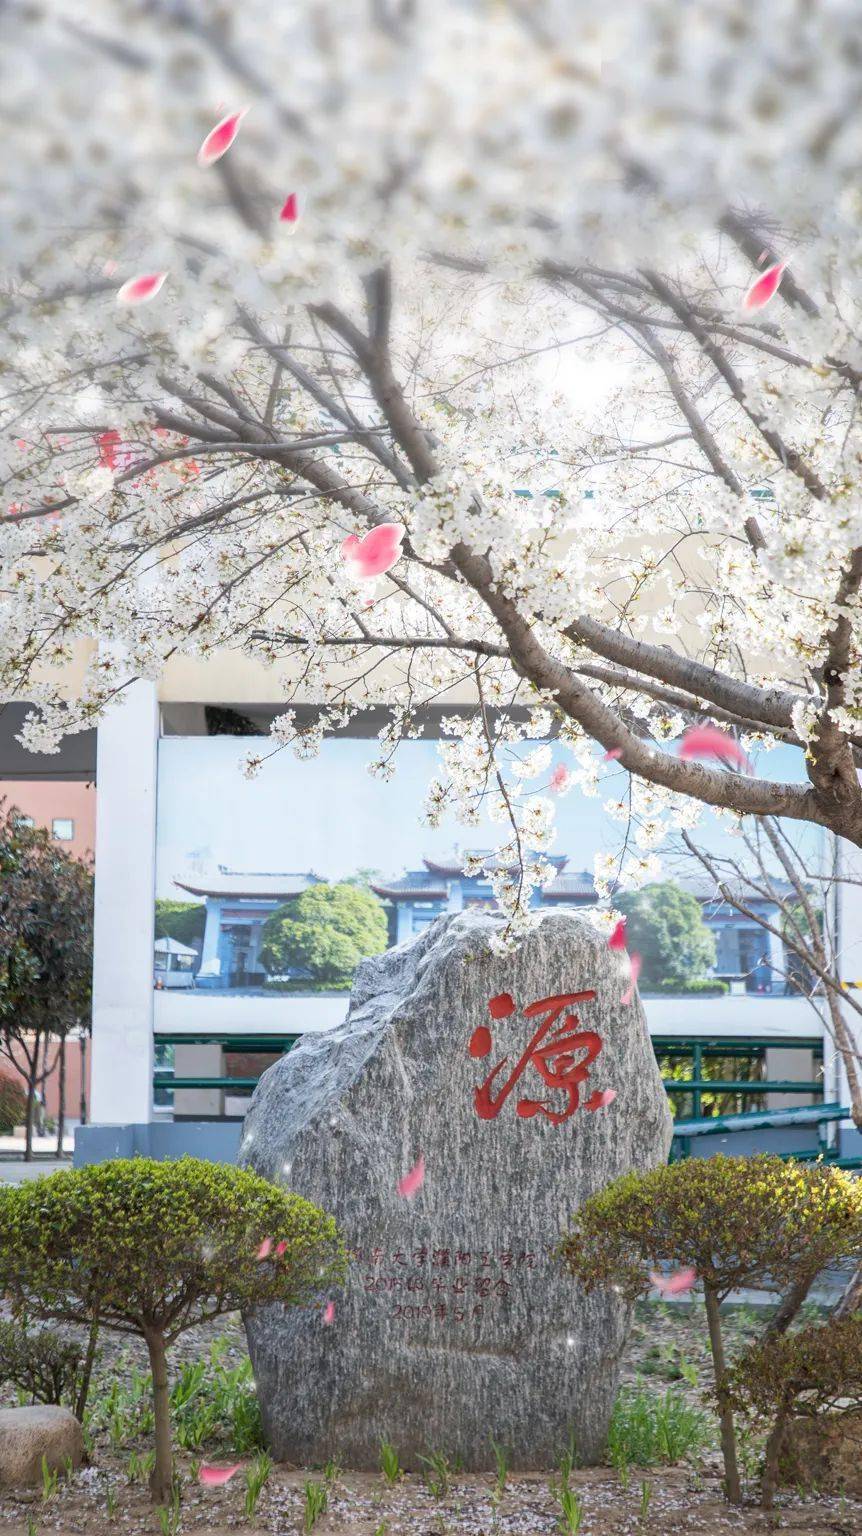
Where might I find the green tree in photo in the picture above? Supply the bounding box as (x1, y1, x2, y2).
(0, 806, 94, 1158)
(617, 881, 716, 989)
(153, 899, 206, 949)
(260, 882, 388, 988)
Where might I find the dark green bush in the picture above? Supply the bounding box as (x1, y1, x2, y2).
(642, 978, 729, 996)
(0, 1157, 346, 1500)
(0, 1071, 27, 1135)
(0, 1318, 96, 1412)
(726, 1317, 862, 1506)
(561, 1156, 862, 1505)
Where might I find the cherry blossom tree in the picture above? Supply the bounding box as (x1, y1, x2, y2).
(675, 820, 862, 1128)
(3, 1, 862, 934)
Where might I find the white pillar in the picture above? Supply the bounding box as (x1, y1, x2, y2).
(90, 681, 159, 1123)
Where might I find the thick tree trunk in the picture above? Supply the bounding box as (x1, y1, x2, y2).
(766, 1272, 815, 1337)
(704, 1286, 742, 1504)
(23, 1068, 36, 1161)
(79, 1033, 87, 1125)
(833, 1262, 862, 1320)
(823, 986, 862, 1128)
(761, 1402, 790, 1509)
(75, 1313, 100, 1423)
(55, 1039, 66, 1157)
(144, 1329, 173, 1503)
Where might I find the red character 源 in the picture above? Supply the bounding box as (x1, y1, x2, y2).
(469, 991, 610, 1124)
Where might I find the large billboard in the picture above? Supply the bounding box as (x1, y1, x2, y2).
(154, 731, 825, 1009)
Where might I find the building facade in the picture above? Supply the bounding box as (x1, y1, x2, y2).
(372, 854, 788, 992)
(171, 869, 321, 989)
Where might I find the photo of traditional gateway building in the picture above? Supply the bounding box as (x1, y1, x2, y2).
(169, 868, 323, 990)
(163, 847, 791, 999)
(371, 852, 788, 994)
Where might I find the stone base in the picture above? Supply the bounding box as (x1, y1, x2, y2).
(779, 1411, 862, 1497)
(0, 1406, 83, 1487)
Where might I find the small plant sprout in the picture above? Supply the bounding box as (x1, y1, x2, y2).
(420, 1450, 452, 1499)
(373, 1524, 388, 1536)
(555, 1484, 584, 1535)
(156, 1507, 180, 1536)
(156, 1477, 183, 1536)
(303, 1478, 329, 1532)
(639, 1479, 653, 1525)
(26, 1519, 38, 1536)
(244, 1452, 272, 1519)
(105, 1484, 118, 1518)
(40, 1456, 59, 1501)
(379, 1438, 401, 1484)
(323, 1455, 342, 1485)
(558, 1431, 578, 1490)
(489, 1436, 509, 1502)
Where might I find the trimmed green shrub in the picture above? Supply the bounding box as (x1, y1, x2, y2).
(560, 1156, 862, 1504)
(0, 1318, 97, 1414)
(0, 1157, 346, 1500)
(727, 1317, 862, 1506)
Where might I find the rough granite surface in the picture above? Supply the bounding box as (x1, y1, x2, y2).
(240, 910, 672, 1469)
(0, 1405, 83, 1486)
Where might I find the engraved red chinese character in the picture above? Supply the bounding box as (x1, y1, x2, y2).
(469, 990, 603, 1124)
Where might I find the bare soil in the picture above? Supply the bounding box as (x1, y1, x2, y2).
(1, 1304, 858, 1535)
(1, 1462, 860, 1536)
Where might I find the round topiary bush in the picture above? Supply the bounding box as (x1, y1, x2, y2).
(0, 1157, 345, 1499)
(560, 1155, 862, 1504)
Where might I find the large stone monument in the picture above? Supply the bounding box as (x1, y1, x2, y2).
(240, 910, 672, 1469)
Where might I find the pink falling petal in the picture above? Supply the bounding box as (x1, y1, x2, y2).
(649, 1266, 697, 1297)
(397, 1154, 425, 1200)
(621, 952, 642, 1006)
(607, 918, 627, 952)
(550, 764, 571, 793)
(280, 192, 299, 223)
(116, 272, 168, 306)
(197, 109, 249, 167)
(743, 261, 786, 312)
(256, 1237, 273, 1261)
(97, 430, 121, 470)
(603, 747, 623, 762)
(341, 523, 405, 579)
(322, 1300, 336, 1325)
(275, 1239, 288, 1257)
(199, 1464, 242, 1487)
(584, 1088, 617, 1111)
(677, 723, 750, 772)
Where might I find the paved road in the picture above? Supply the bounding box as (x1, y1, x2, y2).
(0, 1159, 67, 1183)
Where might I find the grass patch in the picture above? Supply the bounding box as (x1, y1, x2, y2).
(607, 1384, 712, 1469)
(87, 1337, 263, 1456)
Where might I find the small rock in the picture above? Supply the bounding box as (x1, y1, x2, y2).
(0, 1404, 83, 1487)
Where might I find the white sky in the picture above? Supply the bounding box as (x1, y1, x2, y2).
(154, 735, 819, 901)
